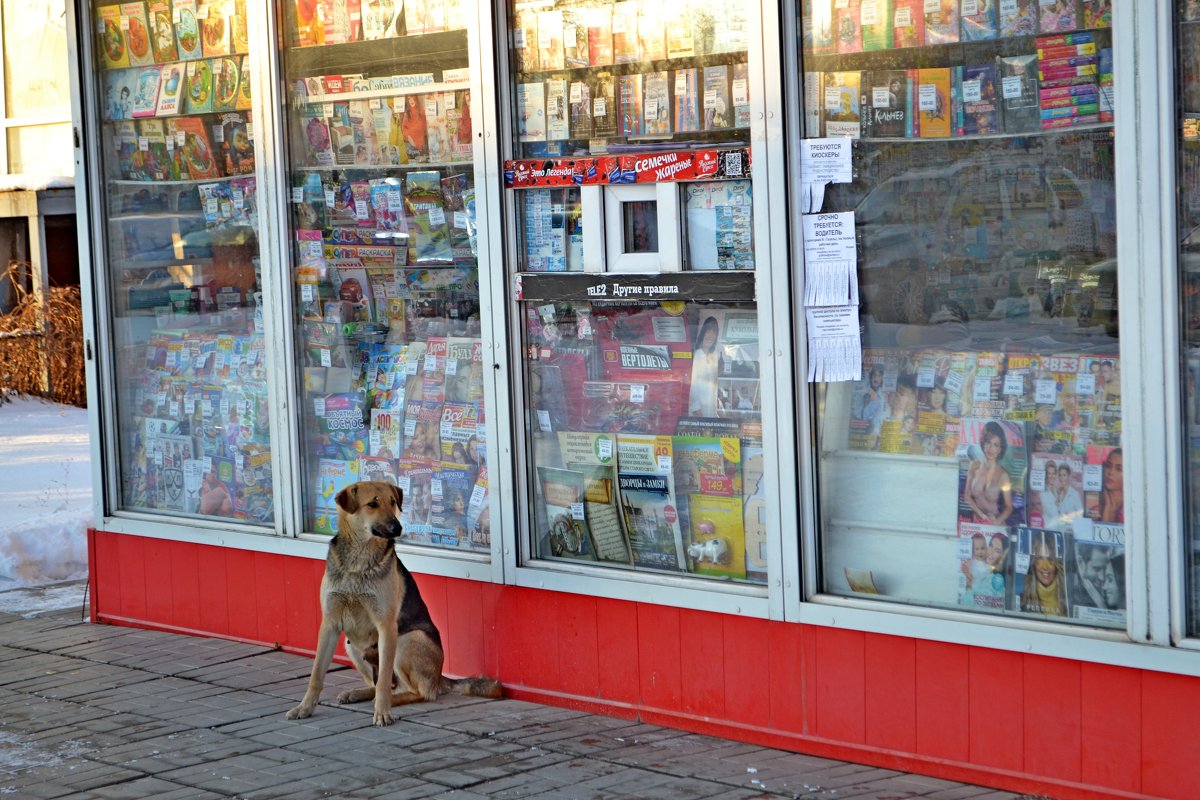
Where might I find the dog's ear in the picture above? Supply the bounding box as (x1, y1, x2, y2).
(390, 482, 403, 511)
(335, 484, 359, 514)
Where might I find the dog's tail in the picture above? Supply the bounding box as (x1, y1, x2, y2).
(439, 675, 503, 698)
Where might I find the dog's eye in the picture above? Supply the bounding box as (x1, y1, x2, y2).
(367, 500, 379, 509)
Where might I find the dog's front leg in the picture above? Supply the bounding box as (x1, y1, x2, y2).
(372, 622, 398, 726)
(286, 622, 339, 720)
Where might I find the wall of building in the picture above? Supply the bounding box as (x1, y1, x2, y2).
(88, 529, 1199, 800)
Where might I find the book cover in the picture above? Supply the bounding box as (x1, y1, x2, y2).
(1000, 54, 1041, 133)
(104, 69, 136, 122)
(568, 79, 593, 139)
(146, 0, 179, 62)
(924, 0, 960, 45)
(513, 8, 539, 72)
(960, 0, 998, 41)
(702, 65, 733, 131)
(98, 4, 132, 69)
(1081, 0, 1111, 28)
(173, 0, 202, 59)
(835, 0, 863, 53)
(1038, 0, 1078, 33)
(537, 466, 597, 560)
(619, 73, 643, 137)
(167, 115, 222, 178)
(866, 70, 909, 138)
(1027, 452, 1085, 532)
(665, 16, 694, 59)
(588, 5, 614, 65)
(643, 71, 671, 136)
(120, 2, 155, 67)
(1066, 518, 1124, 625)
(731, 63, 751, 129)
(199, 0, 231, 56)
(230, 0, 249, 52)
(215, 111, 254, 175)
(891, 0, 924, 47)
(673, 68, 701, 133)
(962, 62, 1000, 135)
(823, 70, 862, 138)
(958, 418, 1029, 528)
(999, 0, 1038, 36)
(362, 0, 400, 38)
(860, 0, 893, 50)
(131, 66, 161, 118)
(183, 58, 214, 114)
(618, 472, 686, 571)
(517, 82, 547, 142)
(212, 55, 241, 112)
(638, 3, 666, 60)
(405, 170, 454, 263)
(809, 0, 836, 54)
(537, 9, 565, 71)
(611, 0, 639, 63)
(917, 67, 951, 138)
(672, 434, 741, 504)
(558, 431, 632, 563)
(1014, 526, 1070, 617)
(563, 9, 591, 67)
(545, 78, 570, 141)
(154, 62, 184, 115)
(957, 523, 1012, 612)
(590, 71, 619, 138)
(582, 380, 686, 435)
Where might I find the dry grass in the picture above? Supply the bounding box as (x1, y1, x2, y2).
(0, 275, 85, 408)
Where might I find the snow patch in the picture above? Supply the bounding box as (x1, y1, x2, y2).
(0, 582, 86, 618)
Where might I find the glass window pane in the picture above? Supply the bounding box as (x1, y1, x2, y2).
(805, 1, 1124, 627)
(91, 0, 272, 523)
(280, 5, 489, 548)
(4, 0, 70, 118)
(8, 124, 73, 175)
(1179, 7, 1200, 635)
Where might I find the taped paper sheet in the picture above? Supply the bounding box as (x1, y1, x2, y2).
(799, 138, 853, 213)
(802, 211, 858, 306)
(805, 305, 862, 383)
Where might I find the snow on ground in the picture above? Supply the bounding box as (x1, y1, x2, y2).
(0, 397, 91, 590)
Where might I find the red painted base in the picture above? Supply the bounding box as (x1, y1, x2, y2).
(87, 529, 1193, 800)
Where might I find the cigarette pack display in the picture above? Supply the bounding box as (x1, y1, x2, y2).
(924, 0, 959, 44)
(960, 0, 998, 41)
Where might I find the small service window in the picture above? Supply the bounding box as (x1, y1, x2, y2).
(621, 200, 659, 253)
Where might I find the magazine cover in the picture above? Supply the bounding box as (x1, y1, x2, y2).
(466, 465, 490, 548)
(368, 407, 401, 458)
(912, 349, 966, 456)
(957, 523, 1012, 612)
(582, 380, 686, 435)
(362, 0, 400, 38)
(405, 170, 454, 263)
(1014, 526, 1070, 617)
(396, 457, 435, 542)
(430, 463, 472, 547)
(1083, 445, 1123, 523)
(924, 0, 960, 44)
(1066, 518, 1125, 625)
(848, 349, 896, 451)
(961, 62, 999, 135)
(823, 70, 862, 138)
(686, 494, 746, 579)
(960, 0, 998, 41)
(1039, 0, 1078, 33)
(617, 473, 686, 571)
(891, 0, 925, 47)
(438, 401, 478, 465)
(313, 457, 361, 534)
(537, 466, 597, 560)
(402, 400, 442, 461)
(1082, 0, 1111, 28)
(957, 418, 1029, 527)
(558, 431, 632, 563)
(1027, 453, 1084, 531)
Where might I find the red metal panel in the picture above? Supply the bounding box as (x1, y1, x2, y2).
(723, 616, 769, 729)
(416, 573, 449, 636)
(141, 538, 175, 625)
(637, 603, 682, 711)
(679, 608, 725, 718)
(443, 578, 485, 677)
(914, 640, 968, 763)
(282, 555, 322, 652)
(196, 542, 230, 634)
(1142, 670, 1200, 799)
(967, 647, 1022, 772)
(223, 548, 258, 642)
(479, 583, 509, 677)
(509, 587, 559, 690)
(555, 593, 600, 699)
(813, 627, 866, 744)
(1080, 662, 1140, 796)
(114, 534, 148, 621)
(595, 596, 639, 705)
(768, 619, 807, 734)
(1022, 656, 1081, 783)
(168, 540, 201, 633)
(253, 552, 288, 647)
(863, 633, 916, 753)
(89, 530, 122, 620)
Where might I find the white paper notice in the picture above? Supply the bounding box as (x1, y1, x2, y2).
(800, 138, 853, 213)
(805, 306, 862, 383)
(802, 212, 859, 306)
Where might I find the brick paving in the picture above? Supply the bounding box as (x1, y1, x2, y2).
(0, 582, 1040, 800)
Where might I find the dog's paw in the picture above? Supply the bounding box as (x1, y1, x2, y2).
(285, 704, 313, 720)
(337, 687, 374, 704)
(372, 710, 395, 727)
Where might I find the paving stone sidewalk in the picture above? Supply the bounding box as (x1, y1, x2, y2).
(0, 582, 1037, 800)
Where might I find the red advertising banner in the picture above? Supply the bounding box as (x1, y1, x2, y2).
(504, 148, 750, 188)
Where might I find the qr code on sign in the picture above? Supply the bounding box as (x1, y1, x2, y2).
(722, 152, 745, 177)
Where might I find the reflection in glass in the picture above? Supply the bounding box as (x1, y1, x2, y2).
(1179, 5, 1200, 635)
(621, 200, 658, 252)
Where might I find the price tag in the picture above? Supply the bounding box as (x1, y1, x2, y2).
(291, 186, 304, 203)
(232, 188, 244, 208)
(824, 86, 844, 111)
(184, 396, 196, 414)
(431, 478, 443, 497)
(872, 87, 891, 108)
(924, 0, 940, 12)
(205, 198, 219, 216)
(404, 418, 417, 436)
(703, 90, 718, 110)
(219, 398, 230, 416)
(212, 124, 224, 143)
(962, 79, 982, 103)
(919, 84, 938, 112)
(513, 27, 525, 48)
(166, 136, 175, 151)
(424, 97, 439, 117)
(300, 283, 315, 302)
(973, 377, 992, 403)
(611, 10, 625, 32)
(732, 80, 749, 106)
(406, 358, 419, 375)
(354, 199, 369, 220)
(537, 409, 553, 432)
(387, 189, 403, 212)
(453, 211, 468, 229)
(570, 501, 585, 520)
(470, 484, 486, 506)
(944, 370, 965, 395)
(195, 3, 209, 19)
(1000, 0, 1018, 12)
(398, 476, 411, 492)
(835, 0, 849, 7)
(176, 130, 187, 147)
(444, 91, 456, 109)
(1030, 467, 1046, 492)
(895, 6, 912, 26)
(1075, 373, 1097, 394)
(597, 437, 613, 460)
(169, 401, 180, 417)
(593, 96, 606, 117)
(916, 367, 935, 388)
(1004, 373, 1024, 396)
(644, 99, 658, 119)
(1035, 379, 1058, 405)
(320, 348, 332, 367)
(138, 136, 149, 151)
(445, 358, 458, 376)
(369, 98, 382, 110)
(325, 189, 336, 207)
(1002, 75, 1023, 99)
(1083, 464, 1103, 491)
(656, 455, 672, 473)
(202, 397, 213, 416)
(629, 384, 646, 404)
(120, 15, 130, 30)
(569, 82, 583, 103)
(961, 0, 979, 15)
(428, 206, 446, 226)
(154, 448, 163, 466)
(675, 73, 687, 95)
(860, 0, 878, 25)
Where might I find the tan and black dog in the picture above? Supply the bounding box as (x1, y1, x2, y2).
(286, 481, 501, 727)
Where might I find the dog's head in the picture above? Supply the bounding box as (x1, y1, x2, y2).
(335, 481, 404, 541)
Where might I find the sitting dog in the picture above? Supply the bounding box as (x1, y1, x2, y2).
(286, 481, 501, 727)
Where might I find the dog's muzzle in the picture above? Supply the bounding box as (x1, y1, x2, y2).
(371, 519, 403, 540)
